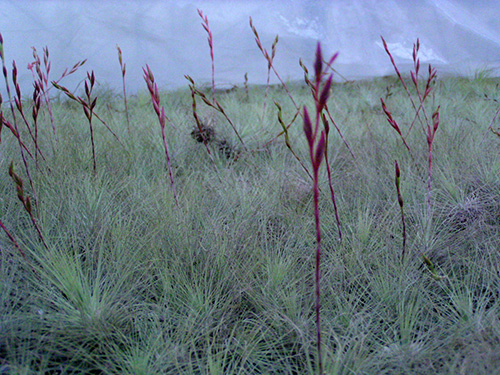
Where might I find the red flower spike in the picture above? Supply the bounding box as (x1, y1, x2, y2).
(327, 52, 339, 67)
(314, 42, 323, 85)
(314, 131, 326, 170)
(411, 72, 417, 87)
(321, 112, 330, 135)
(432, 106, 440, 132)
(318, 75, 332, 111)
(303, 106, 313, 145)
(160, 107, 166, 129)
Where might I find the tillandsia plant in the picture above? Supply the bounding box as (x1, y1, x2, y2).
(185, 75, 247, 152)
(381, 37, 441, 269)
(143, 65, 179, 207)
(81, 71, 98, 173)
(54, 72, 98, 173)
(52, 71, 124, 173)
(198, 9, 215, 104)
(303, 42, 338, 375)
(116, 44, 130, 132)
(380, 37, 440, 212)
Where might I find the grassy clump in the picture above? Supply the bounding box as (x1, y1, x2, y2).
(1, 73, 500, 374)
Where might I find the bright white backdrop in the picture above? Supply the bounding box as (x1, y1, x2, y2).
(1, 0, 500, 97)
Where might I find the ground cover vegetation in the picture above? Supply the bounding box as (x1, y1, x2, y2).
(0, 12, 500, 374)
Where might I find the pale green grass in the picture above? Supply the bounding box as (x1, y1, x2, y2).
(0, 76, 499, 374)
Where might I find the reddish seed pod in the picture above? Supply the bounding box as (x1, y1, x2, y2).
(411, 71, 417, 87)
(314, 42, 323, 84)
(318, 75, 332, 111)
(25, 196, 32, 214)
(303, 106, 312, 143)
(432, 106, 440, 132)
(397, 193, 404, 208)
(321, 113, 330, 135)
(314, 131, 326, 170)
(12, 61, 17, 81)
(16, 185, 24, 202)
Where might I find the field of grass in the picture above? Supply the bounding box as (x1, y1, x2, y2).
(1, 36, 500, 374)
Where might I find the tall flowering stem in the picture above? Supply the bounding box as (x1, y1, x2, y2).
(143, 65, 179, 207)
(0, 34, 38, 206)
(380, 37, 440, 216)
(198, 9, 215, 105)
(303, 42, 338, 375)
(116, 45, 130, 132)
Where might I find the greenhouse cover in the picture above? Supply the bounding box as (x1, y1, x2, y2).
(1, 0, 500, 97)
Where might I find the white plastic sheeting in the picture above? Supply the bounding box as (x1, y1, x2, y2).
(1, 0, 500, 97)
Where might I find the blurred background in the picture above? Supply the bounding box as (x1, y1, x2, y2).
(1, 0, 500, 97)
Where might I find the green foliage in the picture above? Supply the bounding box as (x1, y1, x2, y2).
(0, 75, 499, 374)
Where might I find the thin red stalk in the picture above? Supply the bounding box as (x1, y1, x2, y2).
(0, 42, 38, 205)
(381, 37, 427, 135)
(0, 114, 34, 158)
(52, 77, 125, 166)
(243, 72, 249, 99)
(303, 42, 338, 375)
(313, 165, 323, 375)
(261, 35, 279, 121)
(9, 162, 48, 249)
(198, 9, 215, 104)
(32, 81, 42, 168)
(323, 104, 356, 161)
(382, 38, 440, 233)
(159, 112, 179, 205)
(116, 45, 130, 132)
(12, 65, 46, 165)
(0, 218, 26, 259)
(380, 97, 412, 154)
(427, 107, 440, 212)
(186, 77, 212, 156)
(322, 114, 342, 240)
(395, 160, 406, 259)
(29, 47, 57, 140)
(300, 58, 355, 162)
(483, 106, 500, 142)
(80, 71, 97, 173)
(144, 65, 179, 207)
(250, 17, 299, 111)
(93, 111, 125, 148)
